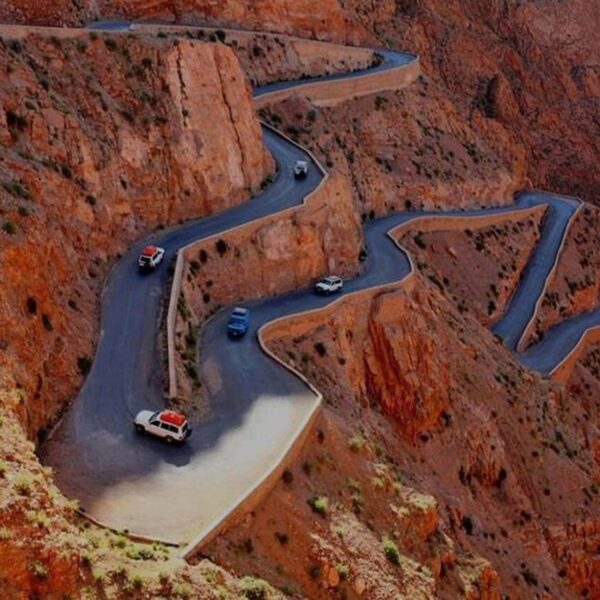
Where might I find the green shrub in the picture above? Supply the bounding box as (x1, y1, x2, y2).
(336, 563, 350, 580)
(381, 536, 401, 566)
(109, 533, 128, 549)
(347, 435, 366, 452)
(130, 574, 145, 589)
(31, 561, 48, 579)
(2, 221, 18, 235)
(239, 576, 270, 600)
(104, 37, 118, 51)
(172, 582, 192, 598)
(15, 474, 33, 496)
(2, 180, 31, 199)
(215, 239, 228, 256)
(77, 356, 92, 376)
(307, 495, 328, 516)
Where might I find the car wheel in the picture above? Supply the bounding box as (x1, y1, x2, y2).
(135, 424, 145, 434)
(165, 435, 174, 444)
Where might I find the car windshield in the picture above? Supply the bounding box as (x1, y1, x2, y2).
(229, 316, 246, 325)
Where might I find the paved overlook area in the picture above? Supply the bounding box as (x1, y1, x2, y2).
(39, 21, 600, 548)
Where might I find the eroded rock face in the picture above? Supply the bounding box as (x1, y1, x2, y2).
(0, 34, 272, 437)
(364, 289, 452, 440)
(260, 79, 527, 217)
(547, 517, 600, 597)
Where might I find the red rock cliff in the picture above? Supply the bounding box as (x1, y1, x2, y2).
(0, 33, 272, 437)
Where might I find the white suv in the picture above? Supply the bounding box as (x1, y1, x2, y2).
(134, 410, 191, 443)
(138, 245, 165, 270)
(315, 276, 343, 295)
(294, 160, 309, 179)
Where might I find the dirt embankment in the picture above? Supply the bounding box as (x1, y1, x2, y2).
(0, 33, 272, 439)
(173, 171, 362, 409)
(214, 274, 600, 598)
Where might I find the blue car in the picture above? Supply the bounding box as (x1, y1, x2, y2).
(227, 307, 250, 338)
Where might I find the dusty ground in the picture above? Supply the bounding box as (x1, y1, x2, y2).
(399, 210, 545, 327)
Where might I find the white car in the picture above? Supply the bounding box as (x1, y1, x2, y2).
(138, 245, 165, 270)
(315, 276, 343, 295)
(134, 409, 191, 443)
(294, 160, 309, 179)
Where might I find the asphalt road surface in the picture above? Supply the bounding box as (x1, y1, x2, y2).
(41, 23, 600, 545)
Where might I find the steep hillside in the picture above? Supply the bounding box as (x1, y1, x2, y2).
(0, 32, 272, 438)
(0, 0, 376, 44)
(3, 1, 598, 206)
(225, 274, 599, 598)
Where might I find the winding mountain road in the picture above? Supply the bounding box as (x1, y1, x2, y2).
(39, 21, 600, 549)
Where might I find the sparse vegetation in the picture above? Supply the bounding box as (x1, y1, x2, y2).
(347, 435, 366, 452)
(239, 576, 271, 599)
(14, 474, 34, 496)
(381, 536, 401, 565)
(31, 561, 48, 580)
(2, 221, 18, 235)
(2, 179, 31, 200)
(307, 495, 328, 516)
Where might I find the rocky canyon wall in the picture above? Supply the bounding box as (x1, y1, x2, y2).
(259, 273, 600, 597)
(0, 33, 272, 438)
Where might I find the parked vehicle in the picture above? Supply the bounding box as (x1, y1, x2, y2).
(134, 409, 191, 443)
(138, 245, 165, 270)
(227, 307, 251, 338)
(293, 160, 309, 179)
(315, 276, 343, 295)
